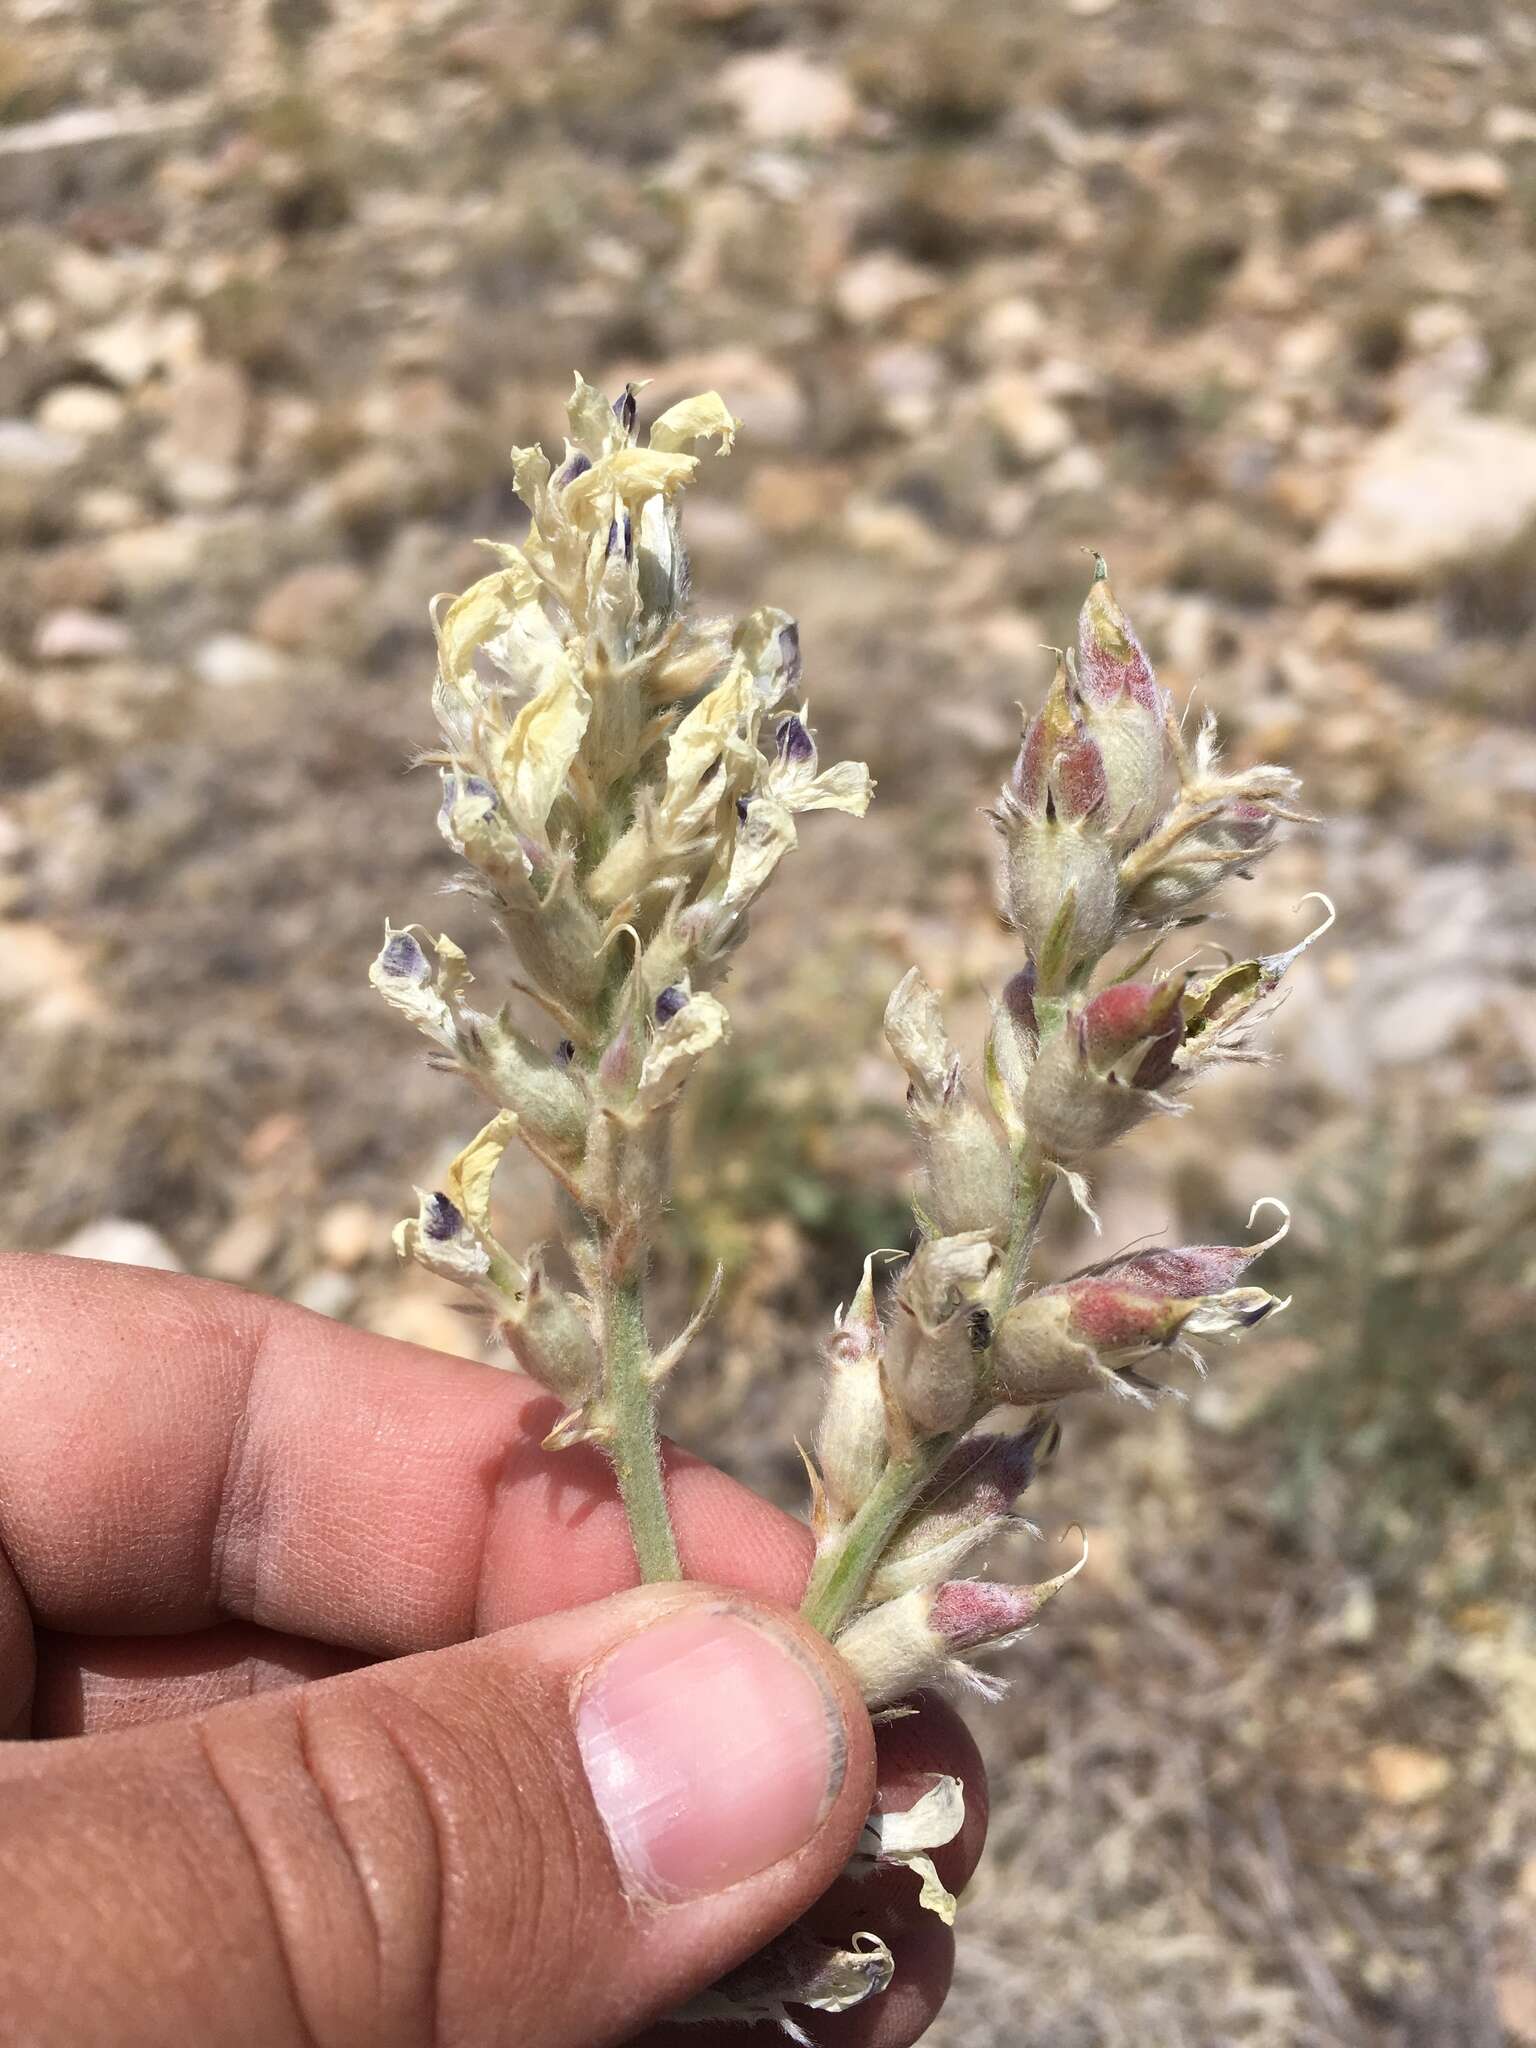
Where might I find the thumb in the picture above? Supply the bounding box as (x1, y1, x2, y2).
(1, 1584, 876, 2048)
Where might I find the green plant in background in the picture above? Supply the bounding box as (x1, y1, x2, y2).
(1266, 1097, 1536, 1597)
(373, 379, 1317, 2034)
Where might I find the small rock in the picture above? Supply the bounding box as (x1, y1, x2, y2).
(55, 1218, 182, 1272)
(316, 1199, 380, 1271)
(51, 246, 128, 317)
(36, 384, 126, 439)
(835, 250, 942, 329)
(745, 461, 851, 537)
(33, 608, 133, 662)
(9, 298, 58, 347)
(968, 297, 1048, 367)
(74, 486, 150, 534)
(102, 520, 203, 597)
(1365, 1743, 1451, 1806)
(1489, 104, 1536, 147)
(78, 306, 202, 389)
(193, 633, 286, 689)
(982, 373, 1075, 464)
(0, 919, 102, 1031)
(842, 494, 942, 565)
(151, 359, 251, 508)
(1312, 412, 1536, 589)
(203, 1211, 281, 1283)
(241, 1112, 307, 1170)
(717, 51, 859, 144)
(0, 419, 82, 477)
(1401, 149, 1509, 204)
(30, 543, 116, 612)
(1039, 444, 1105, 497)
(252, 563, 367, 652)
(289, 1268, 360, 1320)
(866, 343, 945, 434)
(1317, 1576, 1378, 1648)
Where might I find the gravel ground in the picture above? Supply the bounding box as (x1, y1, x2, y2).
(2, 3, 1534, 2041)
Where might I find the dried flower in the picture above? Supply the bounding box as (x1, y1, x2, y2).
(884, 1231, 998, 1438)
(378, 408, 1316, 2038)
(885, 969, 1013, 1240)
(837, 1541, 1088, 1709)
(375, 375, 872, 1574)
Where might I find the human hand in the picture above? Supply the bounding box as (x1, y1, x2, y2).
(0, 1254, 986, 2047)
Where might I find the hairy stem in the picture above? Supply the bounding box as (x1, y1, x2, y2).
(601, 1271, 681, 1582)
(802, 1437, 957, 1637)
(992, 1162, 1052, 1317)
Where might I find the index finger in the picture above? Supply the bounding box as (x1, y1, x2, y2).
(0, 1254, 812, 1659)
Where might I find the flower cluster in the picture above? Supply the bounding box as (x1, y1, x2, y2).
(373, 378, 870, 1558)
(803, 560, 1317, 1723)
(376, 385, 1317, 2038)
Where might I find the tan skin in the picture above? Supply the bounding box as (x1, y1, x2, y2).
(0, 1255, 986, 2048)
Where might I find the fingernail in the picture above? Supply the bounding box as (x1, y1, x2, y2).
(576, 1607, 846, 1902)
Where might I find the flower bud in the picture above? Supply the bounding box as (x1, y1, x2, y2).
(837, 1553, 1083, 1709)
(474, 1013, 588, 1166)
(732, 603, 802, 708)
(990, 1291, 1115, 1405)
(867, 1422, 1053, 1601)
(1022, 974, 1187, 1165)
(816, 1258, 892, 1523)
(995, 1202, 1291, 1404)
(993, 648, 1124, 990)
(499, 1247, 600, 1405)
(884, 1231, 997, 1437)
(1008, 651, 1108, 823)
(884, 969, 1013, 1241)
(1078, 973, 1185, 1087)
(636, 986, 730, 1113)
(1075, 557, 1172, 851)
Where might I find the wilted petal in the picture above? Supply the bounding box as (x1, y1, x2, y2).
(851, 1776, 966, 1924)
(636, 989, 730, 1112)
(566, 373, 621, 460)
(442, 1112, 518, 1236)
(784, 757, 875, 816)
(672, 1928, 893, 2044)
(564, 447, 699, 519)
(494, 655, 592, 840)
(647, 389, 740, 456)
(369, 924, 466, 1055)
(722, 794, 798, 908)
(433, 559, 544, 689)
(660, 655, 761, 834)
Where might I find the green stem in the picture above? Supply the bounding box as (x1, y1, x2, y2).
(801, 1436, 956, 1638)
(602, 1273, 681, 1582)
(993, 1161, 1051, 1318)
